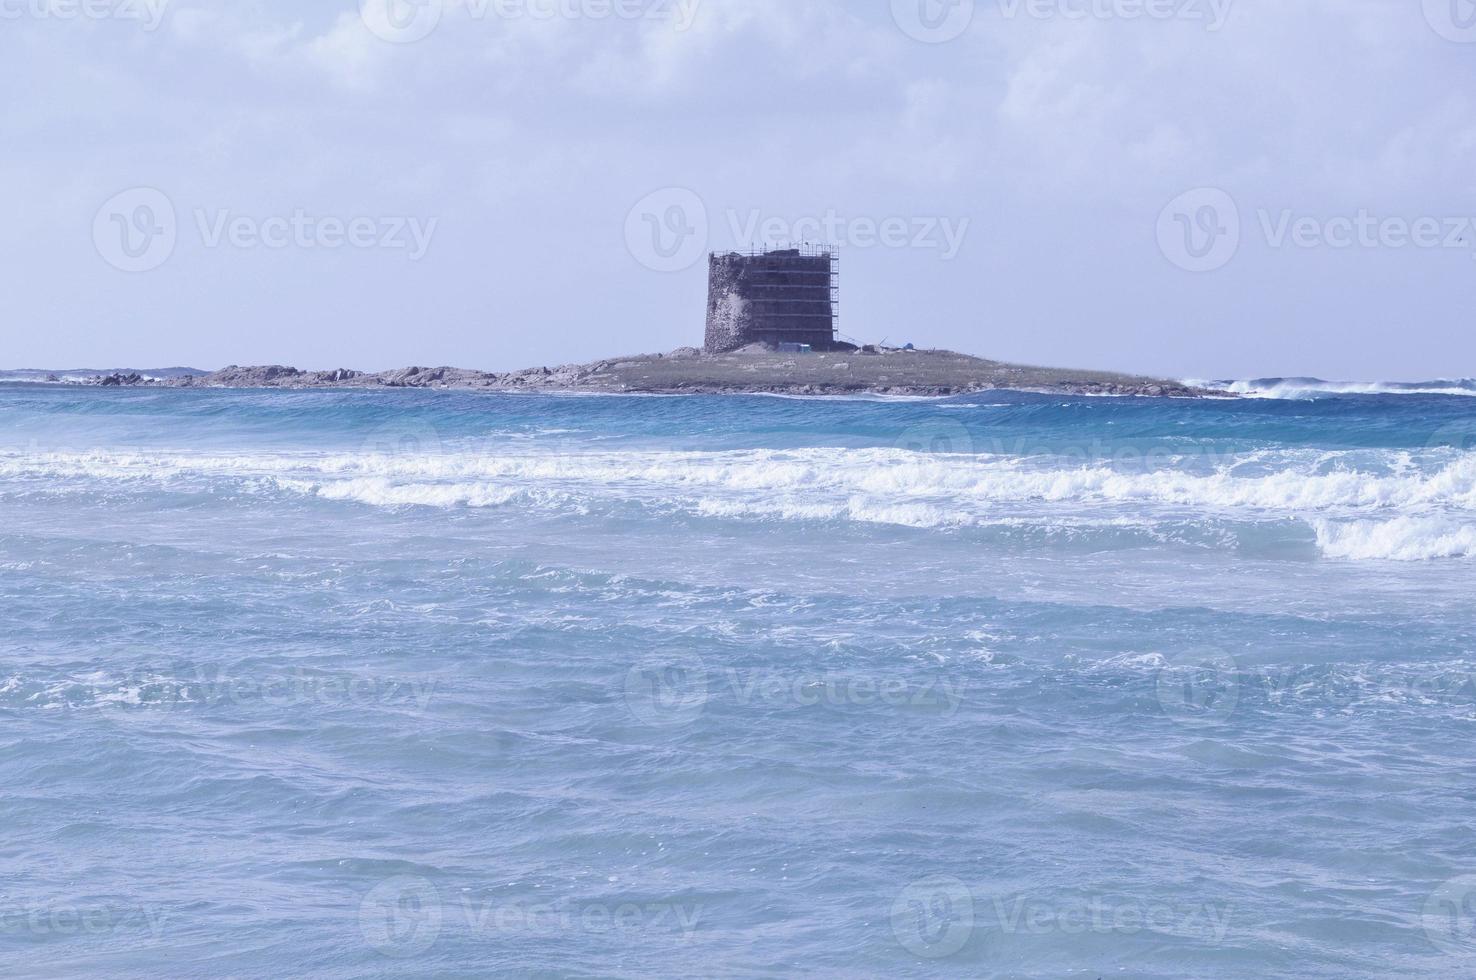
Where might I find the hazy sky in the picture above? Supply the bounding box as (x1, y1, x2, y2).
(4, 0, 1475, 379)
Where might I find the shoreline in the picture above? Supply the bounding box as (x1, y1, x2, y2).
(24, 347, 1223, 398)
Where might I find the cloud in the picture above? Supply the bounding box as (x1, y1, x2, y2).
(3, 0, 1475, 376)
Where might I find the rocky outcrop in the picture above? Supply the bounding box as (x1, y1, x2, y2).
(183, 365, 304, 386)
(312, 368, 361, 384)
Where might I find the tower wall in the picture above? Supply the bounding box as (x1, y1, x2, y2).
(704, 249, 836, 353)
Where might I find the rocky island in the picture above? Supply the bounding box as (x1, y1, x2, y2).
(79, 346, 1216, 397)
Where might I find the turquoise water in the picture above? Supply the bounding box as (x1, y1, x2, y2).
(1, 384, 1475, 977)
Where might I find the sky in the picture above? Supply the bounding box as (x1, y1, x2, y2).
(3, 0, 1475, 380)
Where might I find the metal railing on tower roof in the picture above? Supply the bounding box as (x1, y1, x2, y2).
(710, 243, 838, 259)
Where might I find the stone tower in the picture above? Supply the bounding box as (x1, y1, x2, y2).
(704, 247, 838, 353)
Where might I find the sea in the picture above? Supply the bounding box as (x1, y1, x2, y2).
(1, 379, 1474, 977)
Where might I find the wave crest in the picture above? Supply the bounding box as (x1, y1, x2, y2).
(3, 447, 1473, 560)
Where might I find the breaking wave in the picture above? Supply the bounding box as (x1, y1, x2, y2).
(1310, 517, 1476, 561)
(3, 446, 1473, 560)
(1196, 377, 1476, 399)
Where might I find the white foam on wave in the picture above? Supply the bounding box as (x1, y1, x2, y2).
(1311, 517, 1476, 561)
(10, 447, 1476, 509)
(279, 477, 526, 510)
(694, 496, 970, 529)
(3, 446, 1474, 559)
(1196, 378, 1476, 399)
